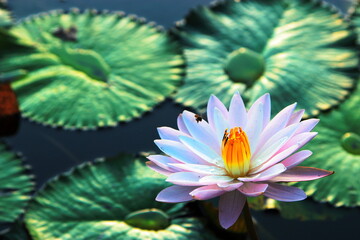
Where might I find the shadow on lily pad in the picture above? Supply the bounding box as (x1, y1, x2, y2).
(24, 153, 218, 240)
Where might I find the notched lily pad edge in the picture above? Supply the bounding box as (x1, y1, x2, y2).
(172, 0, 350, 31)
(21, 8, 168, 33)
(169, 0, 360, 118)
(0, 141, 36, 225)
(19, 96, 185, 131)
(15, 8, 186, 131)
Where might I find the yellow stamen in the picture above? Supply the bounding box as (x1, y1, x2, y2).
(221, 127, 251, 178)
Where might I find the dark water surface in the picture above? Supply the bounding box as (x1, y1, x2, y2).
(4, 0, 358, 239)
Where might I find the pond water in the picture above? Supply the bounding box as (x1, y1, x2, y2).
(3, 0, 359, 239)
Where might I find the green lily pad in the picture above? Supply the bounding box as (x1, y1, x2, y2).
(173, 0, 358, 116)
(293, 81, 360, 207)
(0, 7, 15, 47)
(25, 154, 217, 240)
(0, 9, 184, 129)
(0, 142, 34, 223)
(351, 1, 360, 43)
(0, 8, 11, 27)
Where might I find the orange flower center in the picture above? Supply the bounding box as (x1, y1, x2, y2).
(221, 127, 251, 178)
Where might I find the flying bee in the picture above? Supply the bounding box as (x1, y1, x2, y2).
(194, 114, 203, 123)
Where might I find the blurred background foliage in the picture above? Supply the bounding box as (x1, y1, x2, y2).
(0, 0, 359, 239)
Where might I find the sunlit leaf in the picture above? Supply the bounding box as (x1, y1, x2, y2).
(25, 154, 217, 240)
(173, 0, 358, 116)
(351, 0, 360, 42)
(0, 9, 184, 130)
(0, 6, 17, 47)
(0, 142, 34, 223)
(0, 8, 11, 28)
(293, 81, 360, 207)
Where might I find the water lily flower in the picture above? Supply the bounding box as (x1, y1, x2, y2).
(147, 92, 333, 229)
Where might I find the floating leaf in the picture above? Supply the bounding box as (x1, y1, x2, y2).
(0, 8, 11, 28)
(0, 6, 17, 47)
(25, 154, 217, 240)
(0, 142, 34, 223)
(351, 0, 360, 43)
(1, 9, 184, 129)
(173, 0, 358, 116)
(293, 81, 360, 207)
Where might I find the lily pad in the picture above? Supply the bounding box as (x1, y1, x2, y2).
(293, 81, 360, 207)
(0, 8, 11, 27)
(173, 0, 358, 116)
(0, 9, 184, 129)
(0, 142, 34, 223)
(0, 7, 16, 47)
(351, 1, 360, 42)
(25, 154, 217, 240)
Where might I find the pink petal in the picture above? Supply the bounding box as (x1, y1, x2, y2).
(156, 185, 197, 203)
(279, 132, 317, 152)
(244, 101, 264, 153)
(250, 135, 291, 169)
(207, 94, 229, 130)
(154, 139, 206, 164)
(256, 103, 297, 152)
(178, 135, 223, 167)
(294, 119, 319, 135)
(218, 181, 244, 191)
(286, 109, 305, 126)
(240, 163, 286, 182)
(251, 123, 299, 167)
(282, 150, 312, 169)
(219, 191, 246, 229)
(199, 175, 234, 184)
(146, 161, 173, 176)
(170, 163, 226, 175)
(270, 166, 334, 182)
(190, 185, 226, 200)
(177, 113, 190, 135)
(157, 127, 187, 142)
(239, 182, 268, 197)
(147, 155, 181, 172)
(182, 110, 220, 153)
(264, 183, 306, 202)
(249, 93, 271, 128)
(166, 172, 206, 186)
(251, 144, 299, 174)
(213, 107, 230, 145)
(229, 91, 247, 129)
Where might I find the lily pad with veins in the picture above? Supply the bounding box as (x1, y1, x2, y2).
(0, 7, 15, 47)
(172, 0, 358, 116)
(293, 81, 360, 207)
(0, 8, 11, 28)
(0, 9, 184, 129)
(0, 142, 34, 223)
(25, 154, 217, 240)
